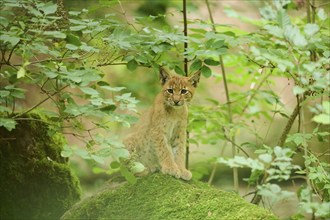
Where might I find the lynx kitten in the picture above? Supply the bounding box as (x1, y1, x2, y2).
(124, 68, 200, 181)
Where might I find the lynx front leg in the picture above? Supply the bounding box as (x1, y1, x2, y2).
(154, 134, 181, 179)
(173, 129, 192, 181)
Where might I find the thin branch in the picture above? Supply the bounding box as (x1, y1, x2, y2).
(117, 0, 138, 32)
(208, 141, 227, 185)
(306, 0, 311, 24)
(13, 85, 69, 118)
(241, 68, 273, 114)
(9, 52, 91, 67)
(223, 128, 250, 158)
(182, 0, 190, 169)
(205, 0, 238, 191)
(183, 0, 188, 76)
(6, 41, 21, 64)
(277, 98, 302, 147)
(297, 95, 301, 133)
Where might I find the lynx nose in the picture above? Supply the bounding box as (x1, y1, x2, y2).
(174, 100, 181, 105)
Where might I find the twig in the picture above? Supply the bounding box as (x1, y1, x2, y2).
(6, 41, 20, 64)
(222, 126, 250, 157)
(277, 98, 302, 147)
(307, 0, 311, 23)
(241, 68, 273, 114)
(205, 0, 238, 191)
(182, 0, 190, 169)
(117, 0, 138, 32)
(10, 52, 91, 67)
(13, 85, 69, 118)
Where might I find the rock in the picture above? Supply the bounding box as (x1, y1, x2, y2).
(62, 173, 278, 220)
(0, 113, 81, 220)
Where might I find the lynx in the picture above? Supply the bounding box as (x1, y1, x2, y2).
(123, 68, 201, 181)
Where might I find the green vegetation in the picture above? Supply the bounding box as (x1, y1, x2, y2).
(0, 113, 81, 219)
(61, 173, 277, 220)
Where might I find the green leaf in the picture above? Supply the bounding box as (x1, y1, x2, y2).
(130, 162, 145, 174)
(65, 44, 79, 50)
(10, 88, 26, 99)
(80, 44, 98, 52)
(99, 105, 116, 113)
(259, 5, 276, 20)
(97, 81, 110, 87)
(100, 86, 125, 92)
(317, 8, 327, 21)
(189, 59, 202, 73)
(127, 59, 138, 71)
(75, 148, 91, 159)
(70, 25, 87, 31)
(43, 31, 66, 39)
(1, 34, 20, 46)
(61, 145, 74, 157)
(0, 16, 9, 27)
(204, 59, 220, 66)
(259, 154, 272, 163)
(212, 40, 225, 48)
(112, 148, 130, 160)
(322, 101, 330, 114)
(91, 155, 105, 164)
(174, 65, 186, 76)
(120, 165, 136, 184)
(293, 86, 305, 95)
(277, 9, 291, 28)
(284, 25, 307, 47)
(0, 106, 11, 113)
(201, 65, 212, 78)
(313, 114, 330, 124)
(110, 161, 121, 169)
(44, 70, 58, 79)
(286, 133, 313, 146)
(304, 24, 319, 36)
(40, 2, 57, 15)
(80, 87, 99, 96)
(66, 34, 81, 46)
(0, 118, 17, 131)
(264, 25, 283, 38)
(0, 90, 10, 98)
(17, 67, 26, 79)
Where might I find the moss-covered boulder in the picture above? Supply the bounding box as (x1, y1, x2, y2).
(0, 113, 81, 220)
(62, 173, 278, 220)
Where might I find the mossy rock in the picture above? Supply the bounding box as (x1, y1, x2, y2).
(0, 113, 81, 220)
(62, 173, 278, 220)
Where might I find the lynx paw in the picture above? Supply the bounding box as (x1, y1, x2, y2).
(161, 166, 181, 179)
(180, 169, 192, 181)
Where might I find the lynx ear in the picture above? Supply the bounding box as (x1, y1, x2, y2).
(188, 71, 201, 87)
(159, 68, 171, 85)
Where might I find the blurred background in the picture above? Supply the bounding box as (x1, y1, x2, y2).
(14, 0, 327, 218)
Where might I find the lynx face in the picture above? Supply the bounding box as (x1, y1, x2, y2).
(163, 77, 193, 107)
(160, 69, 200, 107)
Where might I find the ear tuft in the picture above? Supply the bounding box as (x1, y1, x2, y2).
(189, 71, 201, 87)
(159, 68, 171, 85)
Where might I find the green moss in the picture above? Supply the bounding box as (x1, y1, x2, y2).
(0, 112, 81, 220)
(62, 173, 278, 220)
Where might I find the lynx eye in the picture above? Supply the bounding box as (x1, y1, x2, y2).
(181, 89, 188, 94)
(167, 89, 174, 94)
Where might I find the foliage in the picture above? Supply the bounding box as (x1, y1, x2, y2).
(0, 0, 141, 177)
(186, 0, 330, 219)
